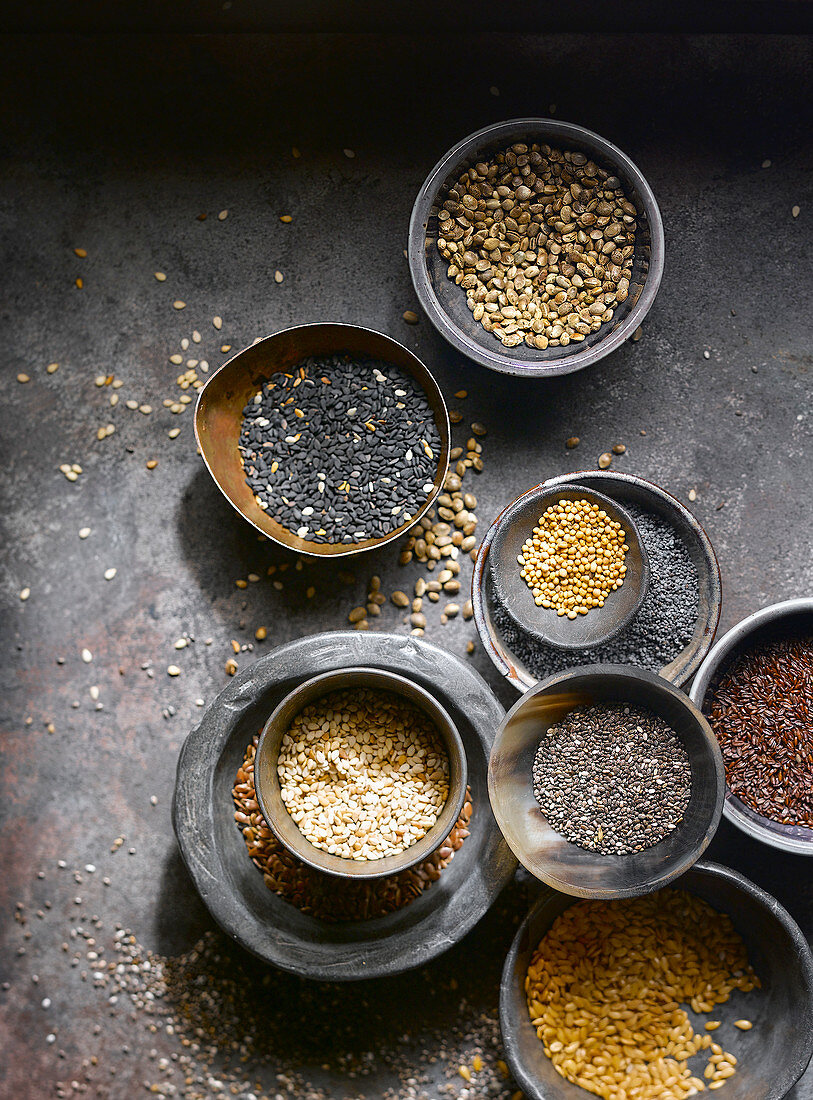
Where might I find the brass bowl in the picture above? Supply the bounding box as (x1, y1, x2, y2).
(254, 666, 468, 880)
(193, 323, 451, 557)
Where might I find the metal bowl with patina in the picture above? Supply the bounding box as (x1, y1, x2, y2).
(194, 322, 450, 558)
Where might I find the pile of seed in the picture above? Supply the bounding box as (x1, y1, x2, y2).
(705, 633, 813, 827)
(532, 703, 691, 854)
(493, 505, 699, 677)
(519, 498, 628, 617)
(525, 891, 759, 1099)
(277, 688, 450, 860)
(240, 355, 441, 543)
(436, 142, 637, 349)
(235, 738, 472, 921)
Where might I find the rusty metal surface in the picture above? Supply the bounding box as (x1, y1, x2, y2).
(1, 30, 812, 1100)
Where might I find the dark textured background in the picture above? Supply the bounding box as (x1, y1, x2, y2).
(1, 31, 811, 1100)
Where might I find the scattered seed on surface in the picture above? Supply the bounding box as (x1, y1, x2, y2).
(167, 665, 181, 677)
(218, 209, 228, 220)
(173, 300, 186, 310)
(403, 310, 419, 324)
(274, 270, 284, 283)
(20, 587, 30, 601)
(81, 649, 92, 663)
(598, 452, 612, 468)
(154, 271, 166, 281)
(103, 568, 117, 581)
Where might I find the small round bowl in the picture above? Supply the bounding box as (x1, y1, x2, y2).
(194, 322, 451, 558)
(690, 597, 813, 857)
(473, 470, 722, 691)
(488, 665, 725, 898)
(254, 666, 467, 880)
(488, 483, 650, 649)
(501, 861, 813, 1100)
(408, 118, 664, 378)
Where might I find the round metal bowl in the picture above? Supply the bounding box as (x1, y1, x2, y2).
(171, 631, 517, 981)
(254, 666, 467, 880)
(488, 665, 725, 899)
(501, 862, 813, 1100)
(689, 597, 813, 857)
(193, 323, 451, 558)
(473, 471, 722, 691)
(408, 118, 664, 378)
(488, 482, 650, 650)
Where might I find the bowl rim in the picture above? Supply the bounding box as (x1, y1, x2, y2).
(488, 481, 651, 650)
(408, 117, 665, 378)
(472, 470, 722, 691)
(488, 663, 726, 898)
(193, 321, 451, 558)
(689, 596, 813, 856)
(254, 665, 468, 880)
(499, 859, 813, 1100)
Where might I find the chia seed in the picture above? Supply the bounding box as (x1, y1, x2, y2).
(532, 702, 692, 854)
(492, 505, 699, 677)
(239, 354, 441, 544)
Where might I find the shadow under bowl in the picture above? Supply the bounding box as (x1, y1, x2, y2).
(193, 322, 450, 558)
(690, 597, 813, 856)
(408, 117, 664, 378)
(472, 470, 722, 691)
(488, 665, 725, 899)
(488, 483, 650, 650)
(254, 666, 467, 880)
(501, 861, 813, 1100)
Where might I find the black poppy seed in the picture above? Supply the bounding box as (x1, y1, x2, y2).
(532, 702, 692, 855)
(239, 354, 440, 544)
(493, 506, 699, 678)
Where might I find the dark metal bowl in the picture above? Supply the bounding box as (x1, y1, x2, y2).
(193, 323, 451, 558)
(171, 631, 517, 981)
(254, 666, 467, 880)
(501, 862, 813, 1100)
(408, 118, 664, 378)
(690, 597, 813, 857)
(473, 471, 722, 691)
(488, 483, 650, 649)
(488, 665, 725, 899)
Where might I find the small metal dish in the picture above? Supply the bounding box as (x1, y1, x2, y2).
(473, 471, 722, 691)
(690, 597, 813, 857)
(488, 665, 725, 899)
(501, 861, 813, 1100)
(254, 666, 468, 880)
(194, 323, 451, 558)
(408, 118, 664, 378)
(488, 483, 650, 649)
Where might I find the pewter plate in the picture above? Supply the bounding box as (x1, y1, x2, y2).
(172, 631, 517, 981)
